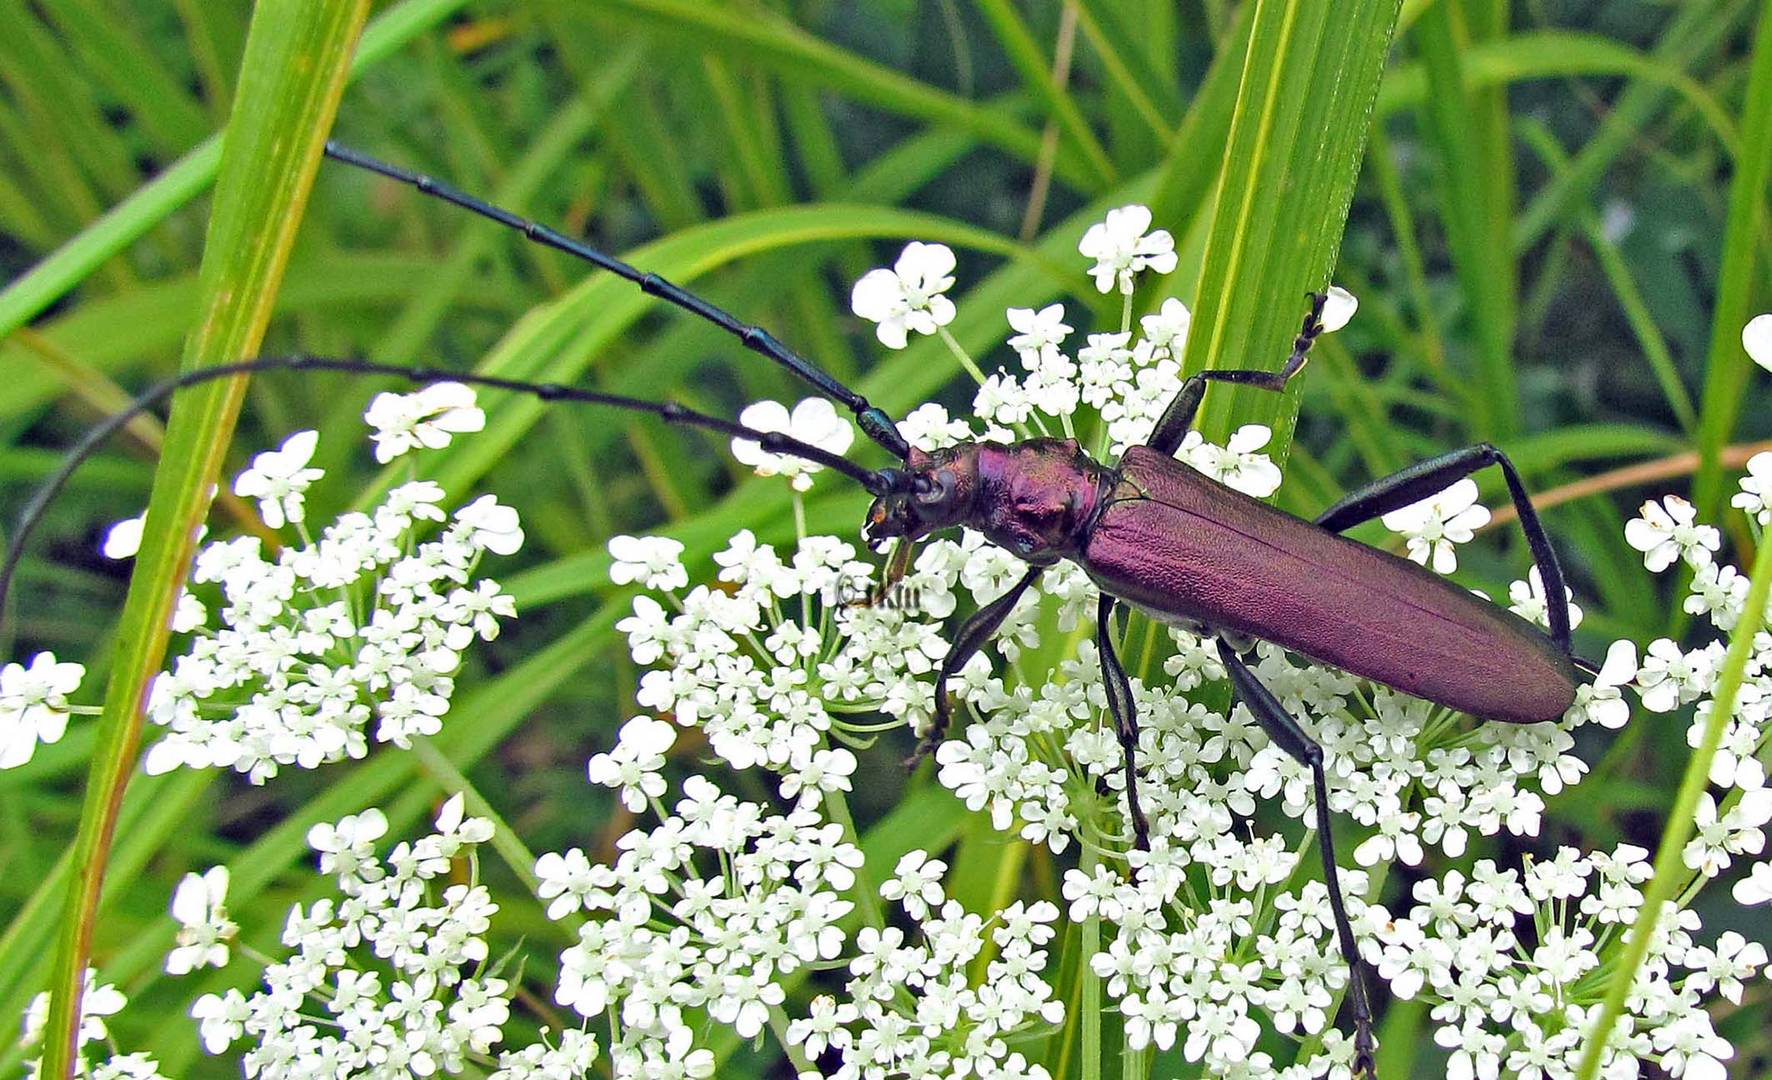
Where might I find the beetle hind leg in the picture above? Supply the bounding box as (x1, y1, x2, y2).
(1217, 638, 1380, 1078)
(1314, 443, 1575, 653)
(1096, 596, 1151, 850)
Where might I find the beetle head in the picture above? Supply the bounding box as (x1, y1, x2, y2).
(864, 445, 979, 546)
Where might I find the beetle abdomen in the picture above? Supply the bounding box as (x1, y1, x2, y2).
(1081, 446, 1578, 723)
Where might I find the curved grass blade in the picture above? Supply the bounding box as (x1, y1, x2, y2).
(1572, 533, 1772, 1080)
(581, 0, 1092, 188)
(1689, 4, 1772, 524)
(0, 0, 472, 344)
(36, 4, 369, 1076)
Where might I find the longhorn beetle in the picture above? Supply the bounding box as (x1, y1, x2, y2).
(1, 142, 1595, 1077)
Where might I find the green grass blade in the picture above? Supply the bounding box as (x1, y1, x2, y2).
(1180, 0, 1404, 452)
(1512, 0, 1740, 254)
(974, 0, 1117, 185)
(0, 0, 473, 343)
(1378, 30, 1739, 154)
(1411, 1, 1519, 438)
(37, 4, 369, 1077)
(582, 0, 1088, 187)
(1516, 119, 1700, 434)
(1690, 4, 1772, 522)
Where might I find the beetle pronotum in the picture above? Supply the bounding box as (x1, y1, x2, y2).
(3, 143, 1597, 1077)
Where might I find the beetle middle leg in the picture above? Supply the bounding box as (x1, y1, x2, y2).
(1216, 638, 1379, 1078)
(1145, 290, 1328, 456)
(1095, 596, 1151, 849)
(1313, 443, 1575, 653)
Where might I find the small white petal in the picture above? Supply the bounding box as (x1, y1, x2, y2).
(1320, 286, 1358, 333)
(1744, 313, 1772, 372)
(102, 515, 145, 560)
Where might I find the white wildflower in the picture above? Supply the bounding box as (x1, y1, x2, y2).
(1078, 205, 1176, 294)
(0, 651, 83, 768)
(1744, 312, 1772, 372)
(850, 241, 958, 349)
(456, 494, 525, 555)
(165, 866, 236, 975)
(1625, 494, 1718, 572)
(1381, 477, 1491, 574)
(102, 513, 145, 559)
(233, 429, 323, 529)
(364, 381, 486, 462)
(1320, 285, 1359, 332)
(586, 716, 676, 812)
(1731, 450, 1772, 525)
(731, 398, 856, 491)
(607, 534, 687, 591)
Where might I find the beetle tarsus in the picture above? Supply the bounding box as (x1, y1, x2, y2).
(1352, 1028, 1379, 1079)
(1146, 291, 1328, 455)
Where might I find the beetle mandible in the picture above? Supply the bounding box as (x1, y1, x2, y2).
(2, 143, 1598, 1079)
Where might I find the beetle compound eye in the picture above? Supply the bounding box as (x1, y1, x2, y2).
(914, 473, 953, 506)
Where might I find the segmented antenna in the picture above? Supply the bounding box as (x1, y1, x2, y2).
(0, 357, 895, 624)
(323, 141, 912, 461)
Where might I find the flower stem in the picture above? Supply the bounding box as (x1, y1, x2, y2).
(794, 492, 811, 628)
(1572, 530, 1772, 1080)
(409, 737, 580, 937)
(822, 786, 885, 929)
(767, 1004, 817, 1074)
(1080, 845, 1103, 1080)
(937, 326, 990, 386)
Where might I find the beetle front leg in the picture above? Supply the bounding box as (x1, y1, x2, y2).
(1313, 443, 1574, 653)
(906, 565, 1044, 768)
(1145, 291, 1328, 456)
(1216, 638, 1379, 1078)
(1095, 596, 1151, 849)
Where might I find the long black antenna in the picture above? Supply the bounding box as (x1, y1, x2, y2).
(323, 141, 911, 462)
(0, 356, 896, 622)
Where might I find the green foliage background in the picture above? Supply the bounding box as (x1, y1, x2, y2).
(0, 0, 1769, 1076)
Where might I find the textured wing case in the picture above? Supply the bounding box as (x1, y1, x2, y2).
(1082, 446, 1578, 723)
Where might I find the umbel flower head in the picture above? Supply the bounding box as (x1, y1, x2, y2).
(133, 385, 518, 782)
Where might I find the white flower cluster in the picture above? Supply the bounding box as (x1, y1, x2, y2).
(1375, 846, 1755, 1080)
(21, 969, 168, 1080)
(535, 775, 859, 1078)
(1074, 850, 1376, 1074)
(597, 502, 1666, 1075)
(611, 526, 944, 788)
(132, 387, 520, 782)
(184, 796, 595, 1079)
(577, 207, 1772, 1076)
(1620, 493, 1772, 911)
(791, 886, 1066, 1079)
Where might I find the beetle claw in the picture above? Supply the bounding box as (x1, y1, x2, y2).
(1352, 1024, 1378, 1078)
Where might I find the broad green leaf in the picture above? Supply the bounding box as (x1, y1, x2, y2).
(1180, 0, 1405, 452)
